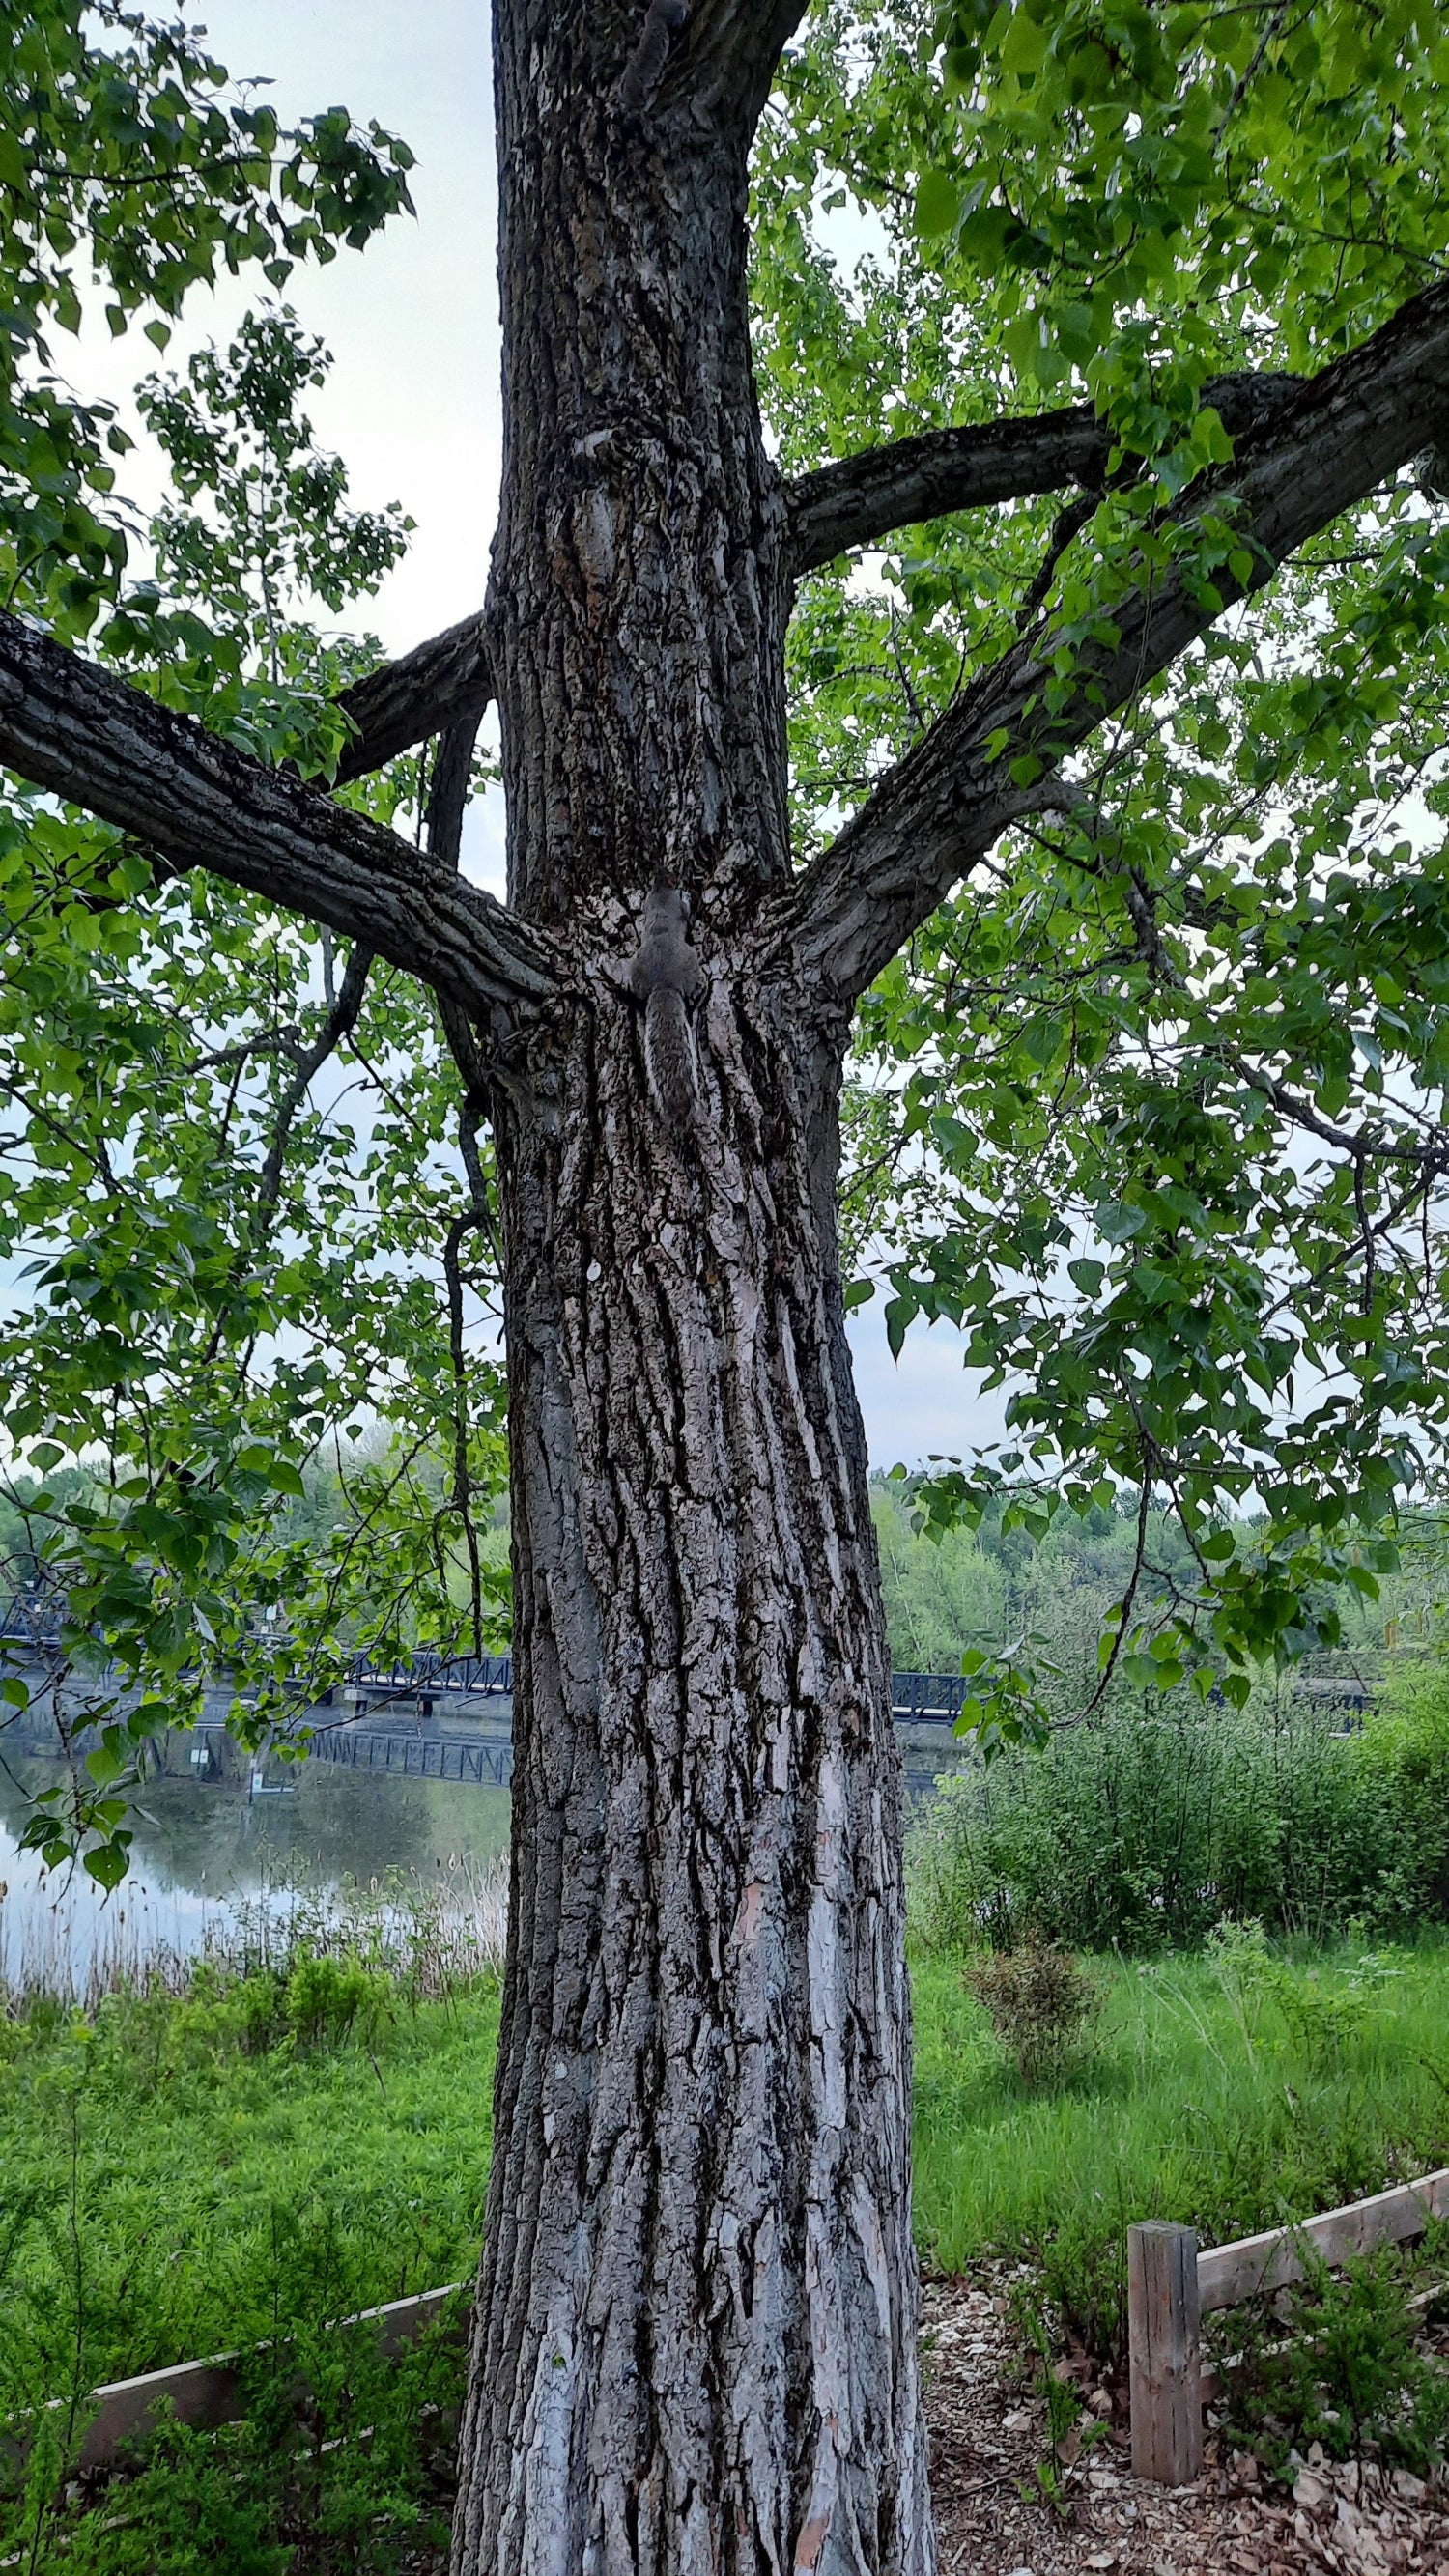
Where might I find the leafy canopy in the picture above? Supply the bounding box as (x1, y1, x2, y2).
(1, 0, 414, 637)
(0, 12, 500, 1884)
(753, 0, 1449, 1726)
(3, 0, 1449, 1860)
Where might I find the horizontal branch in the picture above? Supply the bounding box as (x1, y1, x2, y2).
(786, 279, 1449, 1006)
(786, 373, 1305, 575)
(333, 611, 493, 781)
(0, 612, 557, 1021)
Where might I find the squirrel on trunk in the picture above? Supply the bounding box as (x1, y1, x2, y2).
(616, 0, 689, 118)
(627, 877, 706, 1131)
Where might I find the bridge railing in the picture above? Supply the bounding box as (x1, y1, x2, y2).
(1, 1607, 974, 1734)
(888, 1672, 971, 1724)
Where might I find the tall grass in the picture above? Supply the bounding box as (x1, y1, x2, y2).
(0, 1853, 509, 2017)
(912, 1932, 1449, 2357)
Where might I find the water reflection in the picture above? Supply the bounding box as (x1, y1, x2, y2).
(0, 1727, 966, 1989)
(0, 1755, 512, 1985)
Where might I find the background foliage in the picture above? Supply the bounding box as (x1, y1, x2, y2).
(5, 0, 1449, 1866)
(0, 14, 507, 1878)
(755, 0, 1449, 1729)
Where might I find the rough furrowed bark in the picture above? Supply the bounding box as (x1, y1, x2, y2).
(450, 9, 932, 2570)
(455, 994, 929, 2576)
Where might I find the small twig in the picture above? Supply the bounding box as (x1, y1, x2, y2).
(1016, 489, 1100, 632)
(253, 940, 375, 1227)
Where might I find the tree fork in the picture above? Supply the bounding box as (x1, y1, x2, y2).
(4, 11, 1448, 2573)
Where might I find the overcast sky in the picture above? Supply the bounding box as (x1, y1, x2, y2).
(70, 0, 1004, 1473)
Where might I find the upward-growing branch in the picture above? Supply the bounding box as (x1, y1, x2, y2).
(785, 276, 1449, 1008)
(0, 611, 558, 1021)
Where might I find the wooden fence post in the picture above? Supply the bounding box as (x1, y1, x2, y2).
(1128, 2221, 1203, 2487)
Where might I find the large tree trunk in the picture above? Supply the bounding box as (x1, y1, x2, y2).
(450, 12, 933, 2570)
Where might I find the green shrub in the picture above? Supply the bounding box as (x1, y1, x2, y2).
(1357, 1664, 1449, 1924)
(57, 2419, 292, 2576)
(1213, 2231, 1449, 2476)
(908, 1692, 1449, 1954)
(281, 1947, 389, 2052)
(964, 1936, 1102, 2086)
(2, 2235, 467, 2574)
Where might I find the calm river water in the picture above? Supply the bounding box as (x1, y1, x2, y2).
(0, 1754, 513, 1989)
(1, 1719, 964, 1990)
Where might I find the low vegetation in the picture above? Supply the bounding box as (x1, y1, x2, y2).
(0, 1952, 497, 2571)
(908, 1673, 1449, 1951)
(1216, 2235, 1449, 2478)
(5, 1611, 1448, 2559)
(2, 1909, 1446, 2562)
(914, 1929, 1449, 2363)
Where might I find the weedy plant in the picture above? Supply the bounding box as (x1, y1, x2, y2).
(1200, 1917, 1397, 2075)
(0, 1908, 504, 2570)
(1008, 2294, 1108, 2518)
(0, 2209, 469, 2574)
(1210, 2228, 1449, 2477)
(964, 1934, 1103, 2088)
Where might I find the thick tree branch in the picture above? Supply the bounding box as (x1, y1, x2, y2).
(786, 372, 1305, 574)
(426, 714, 501, 1114)
(785, 279, 1449, 1007)
(0, 611, 557, 1020)
(424, 716, 482, 872)
(332, 611, 492, 781)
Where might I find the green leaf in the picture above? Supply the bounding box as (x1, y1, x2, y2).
(913, 169, 962, 240)
(1094, 1203, 1147, 1244)
(998, 9, 1049, 75)
(83, 1840, 130, 1890)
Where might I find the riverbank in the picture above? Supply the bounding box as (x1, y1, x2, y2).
(0, 1754, 514, 1993)
(3, 1933, 1446, 2568)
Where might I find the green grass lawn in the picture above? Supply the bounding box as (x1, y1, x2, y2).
(913, 1932, 1449, 2347)
(3, 1931, 1446, 2412)
(0, 1982, 502, 2413)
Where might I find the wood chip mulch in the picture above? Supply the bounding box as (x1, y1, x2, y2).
(923, 2269, 1449, 2576)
